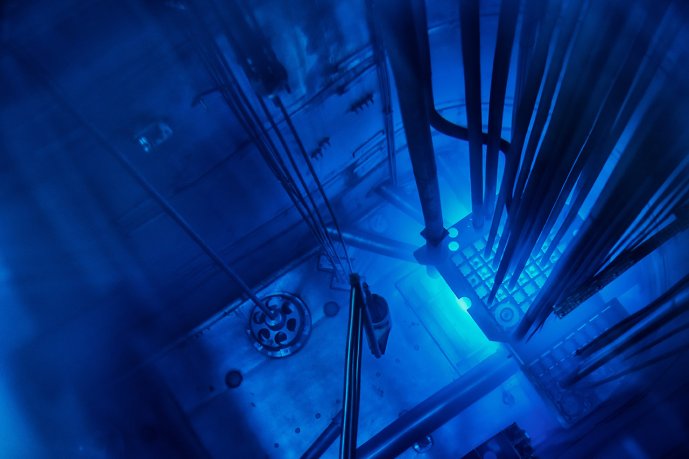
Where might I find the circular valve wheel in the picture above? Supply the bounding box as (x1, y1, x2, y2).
(247, 293, 312, 358)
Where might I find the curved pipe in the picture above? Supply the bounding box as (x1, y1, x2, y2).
(429, 110, 511, 154)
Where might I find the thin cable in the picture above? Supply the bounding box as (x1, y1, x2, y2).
(196, 24, 347, 274)
(183, 11, 346, 274)
(255, 96, 347, 275)
(275, 96, 354, 274)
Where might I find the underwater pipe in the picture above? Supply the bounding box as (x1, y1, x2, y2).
(301, 410, 343, 459)
(485, 0, 520, 217)
(302, 351, 516, 459)
(459, 0, 485, 228)
(377, 0, 446, 245)
(326, 228, 418, 263)
(340, 275, 365, 459)
(357, 351, 517, 458)
(563, 293, 689, 387)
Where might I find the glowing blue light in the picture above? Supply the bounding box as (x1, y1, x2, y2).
(448, 241, 460, 252)
(456, 296, 472, 311)
(448, 227, 459, 238)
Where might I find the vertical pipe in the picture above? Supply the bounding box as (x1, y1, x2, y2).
(340, 274, 364, 459)
(377, 0, 446, 245)
(485, 0, 520, 218)
(459, 0, 484, 228)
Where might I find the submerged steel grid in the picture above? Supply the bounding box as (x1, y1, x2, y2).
(447, 212, 629, 425)
(448, 217, 572, 333)
(525, 300, 627, 425)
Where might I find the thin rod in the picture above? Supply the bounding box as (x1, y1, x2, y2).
(564, 295, 689, 387)
(185, 14, 346, 282)
(340, 275, 364, 459)
(576, 272, 689, 358)
(302, 409, 343, 459)
(485, 0, 520, 217)
(255, 96, 345, 273)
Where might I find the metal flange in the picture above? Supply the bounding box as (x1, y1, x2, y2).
(247, 292, 312, 358)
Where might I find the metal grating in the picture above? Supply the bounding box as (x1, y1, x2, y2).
(448, 217, 568, 333)
(443, 215, 625, 425)
(524, 300, 627, 425)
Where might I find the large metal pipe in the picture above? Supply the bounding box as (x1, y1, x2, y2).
(377, 0, 446, 245)
(356, 351, 517, 459)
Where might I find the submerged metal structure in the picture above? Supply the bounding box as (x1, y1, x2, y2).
(2, 0, 689, 457)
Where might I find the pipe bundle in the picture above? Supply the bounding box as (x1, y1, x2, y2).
(462, 0, 689, 336)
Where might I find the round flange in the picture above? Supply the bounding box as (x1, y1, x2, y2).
(247, 293, 312, 358)
(494, 303, 520, 328)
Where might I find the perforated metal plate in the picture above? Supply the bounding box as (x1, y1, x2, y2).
(247, 293, 312, 358)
